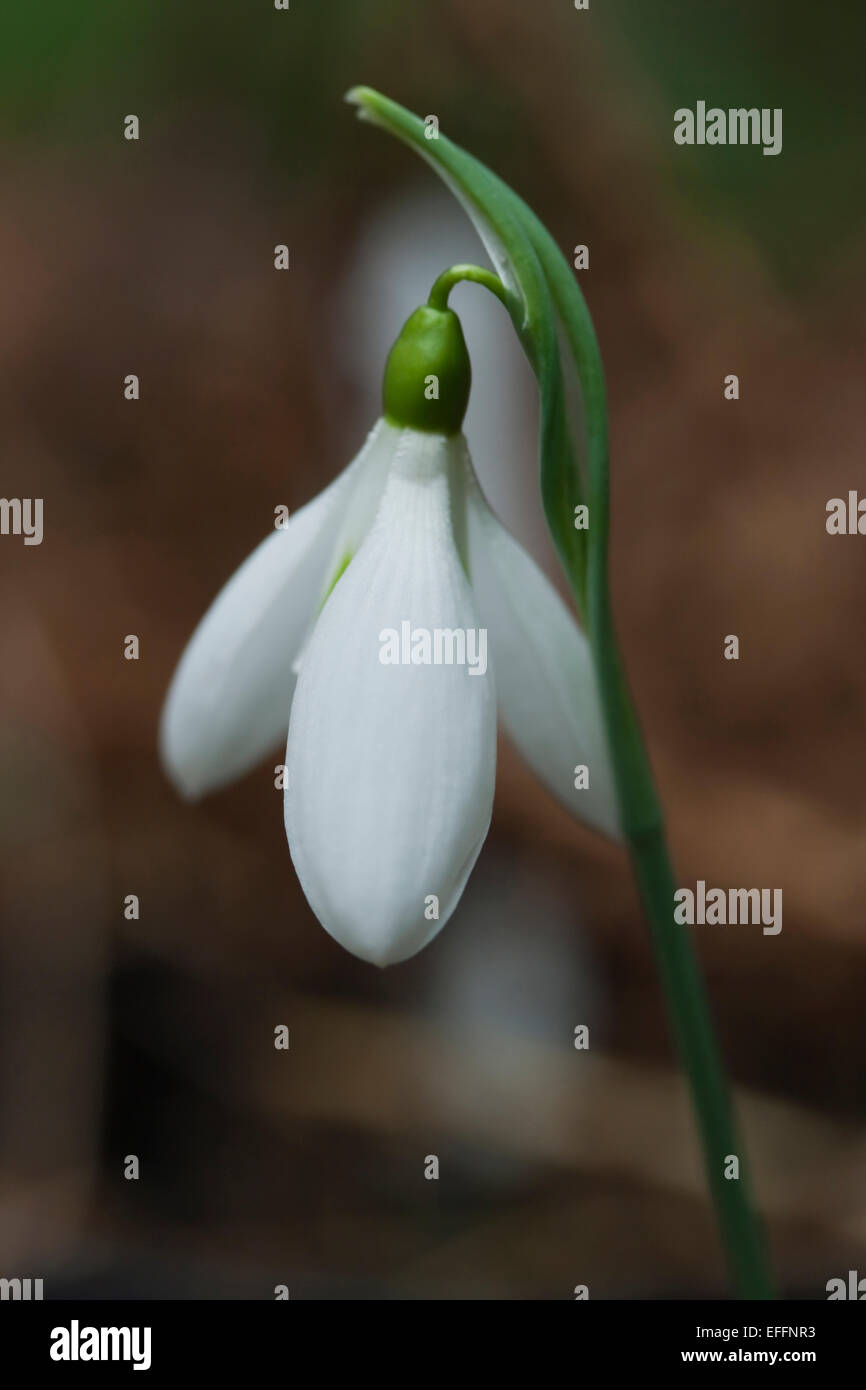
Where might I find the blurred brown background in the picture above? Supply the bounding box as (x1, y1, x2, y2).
(1, 0, 865, 1298)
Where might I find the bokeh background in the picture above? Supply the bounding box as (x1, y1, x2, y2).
(2, 0, 865, 1299)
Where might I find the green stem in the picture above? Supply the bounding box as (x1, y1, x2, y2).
(525, 214, 777, 1299)
(632, 825, 775, 1298)
(428, 263, 512, 313)
(595, 596, 776, 1298)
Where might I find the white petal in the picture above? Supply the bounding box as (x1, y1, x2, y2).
(462, 447, 621, 840)
(285, 430, 497, 966)
(159, 419, 397, 799)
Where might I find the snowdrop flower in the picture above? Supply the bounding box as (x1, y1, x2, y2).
(161, 300, 619, 965)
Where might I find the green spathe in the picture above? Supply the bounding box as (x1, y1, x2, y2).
(382, 305, 471, 435)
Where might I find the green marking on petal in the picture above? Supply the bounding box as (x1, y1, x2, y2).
(322, 550, 353, 606)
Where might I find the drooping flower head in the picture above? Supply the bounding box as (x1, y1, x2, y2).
(161, 291, 618, 965)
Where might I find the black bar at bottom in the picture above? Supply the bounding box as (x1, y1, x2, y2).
(0, 1298, 859, 1376)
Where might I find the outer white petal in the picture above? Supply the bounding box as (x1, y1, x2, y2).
(160, 419, 397, 799)
(462, 445, 621, 840)
(285, 430, 497, 966)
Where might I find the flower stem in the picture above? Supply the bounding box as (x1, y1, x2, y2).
(633, 824, 776, 1299)
(428, 264, 511, 313)
(591, 593, 777, 1298)
(512, 199, 778, 1299)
